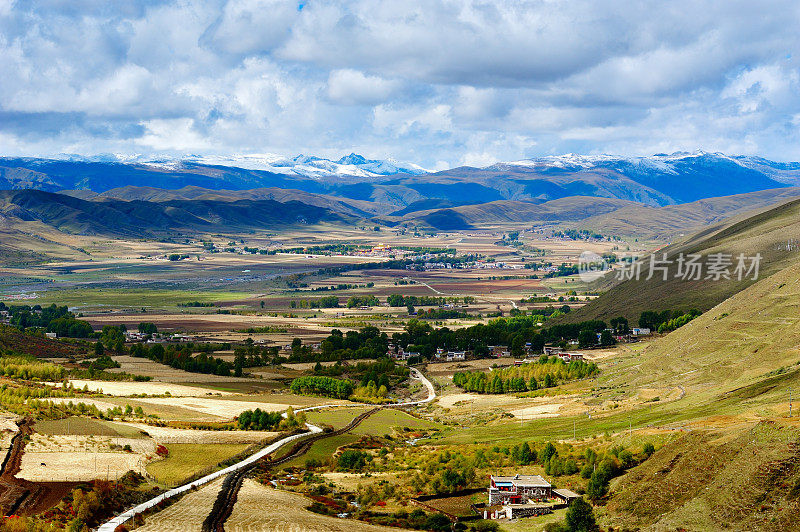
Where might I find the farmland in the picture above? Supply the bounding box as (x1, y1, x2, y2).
(145, 443, 251, 486)
(0, 197, 795, 532)
(226, 479, 402, 531)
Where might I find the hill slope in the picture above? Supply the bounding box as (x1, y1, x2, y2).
(0, 190, 350, 237)
(564, 196, 800, 323)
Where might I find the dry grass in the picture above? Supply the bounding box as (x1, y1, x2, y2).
(226, 479, 403, 531)
(136, 477, 224, 531)
(18, 433, 156, 482)
(605, 421, 800, 531)
(122, 423, 278, 444)
(62, 379, 231, 397)
(131, 396, 299, 420)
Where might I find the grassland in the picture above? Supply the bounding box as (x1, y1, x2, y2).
(565, 196, 800, 323)
(145, 443, 251, 486)
(227, 479, 402, 531)
(279, 433, 361, 469)
(305, 408, 442, 434)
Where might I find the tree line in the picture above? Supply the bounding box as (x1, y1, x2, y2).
(129, 343, 233, 376)
(290, 376, 354, 399)
(452, 357, 598, 394)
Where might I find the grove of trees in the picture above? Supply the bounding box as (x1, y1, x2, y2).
(290, 375, 354, 399)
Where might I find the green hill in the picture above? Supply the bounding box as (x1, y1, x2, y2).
(0, 189, 351, 237)
(564, 196, 800, 324)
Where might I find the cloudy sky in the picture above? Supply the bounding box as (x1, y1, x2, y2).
(2, 0, 800, 168)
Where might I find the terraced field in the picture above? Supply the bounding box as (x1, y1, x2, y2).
(136, 477, 224, 532)
(226, 479, 402, 532)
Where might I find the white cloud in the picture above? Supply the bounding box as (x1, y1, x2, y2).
(1, 0, 800, 165)
(136, 118, 211, 151)
(327, 69, 398, 105)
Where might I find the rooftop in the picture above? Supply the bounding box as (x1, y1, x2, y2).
(491, 474, 551, 488)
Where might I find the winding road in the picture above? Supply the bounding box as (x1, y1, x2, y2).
(98, 367, 436, 532)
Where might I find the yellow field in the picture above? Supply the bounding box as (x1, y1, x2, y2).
(136, 478, 224, 532)
(226, 479, 405, 531)
(145, 443, 250, 486)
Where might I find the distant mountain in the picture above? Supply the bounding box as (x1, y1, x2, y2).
(2, 151, 800, 208)
(62, 185, 390, 217)
(0, 190, 349, 237)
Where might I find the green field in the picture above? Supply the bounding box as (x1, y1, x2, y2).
(28, 288, 250, 309)
(280, 433, 361, 469)
(35, 417, 148, 438)
(305, 407, 443, 433)
(146, 443, 250, 486)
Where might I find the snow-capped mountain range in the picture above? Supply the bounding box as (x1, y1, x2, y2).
(2, 151, 800, 208)
(53, 152, 429, 179)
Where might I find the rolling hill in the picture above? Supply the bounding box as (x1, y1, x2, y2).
(596, 232, 800, 530)
(563, 196, 800, 323)
(62, 185, 389, 217)
(0, 189, 350, 237)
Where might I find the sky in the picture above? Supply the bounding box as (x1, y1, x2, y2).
(1, 0, 800, 168)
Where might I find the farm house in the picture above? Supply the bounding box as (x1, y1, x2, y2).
(488, 474, 551, 505)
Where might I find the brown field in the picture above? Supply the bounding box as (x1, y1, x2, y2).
(108, 356, 258, 383)
(136, 477, 224, 532)
(18, 434, 157, 482)
(61, 379, 231, 397)
(130, 396, 301, 419)
(417, 492, 480, 518)
(122, 423, 278, 444)
(226, 479, 405, 532)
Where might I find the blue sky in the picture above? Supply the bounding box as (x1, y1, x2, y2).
(1, 0, 800, 168)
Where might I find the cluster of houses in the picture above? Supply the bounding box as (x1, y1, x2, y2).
(386, 345, 466, 362)
(406, 260, 526, 272)
(487, 474, 580, 520)
(122, 331, 198, 343)
(387, 343, 586, 365)
(603, 327, 651, 343)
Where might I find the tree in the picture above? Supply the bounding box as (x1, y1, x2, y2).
(94, 341, 104, 356)
(387, 294, 405, 307)
(138, 322, 157, 334)
(578, 329, 596, 348)
(610, 316, 629, 334)
(564, 497, 597, 531)
(234, 353, 244, 377)
(540, 442, 557, 463)
(600, 330, 615, 346)
(642, 442, 655, 457)
(519, 442, 535, 465)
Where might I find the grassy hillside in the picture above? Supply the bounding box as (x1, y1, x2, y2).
(579, 186, 800, 238)
(606, 421, 800, 530)
(390, 197, 642, 229)
(0, 189, 351, 237)
(622, 257, 800, 393)
(564, 196, 800, 323)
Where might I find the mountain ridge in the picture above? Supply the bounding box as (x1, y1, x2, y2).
(3, 152, 800, 208)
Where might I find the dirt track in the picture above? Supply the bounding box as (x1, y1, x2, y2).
(0, 418, 77, 516)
